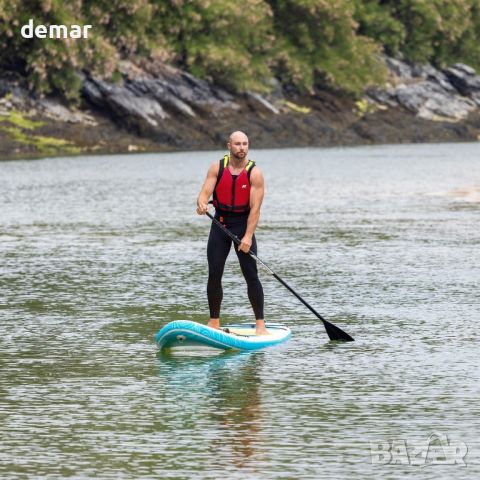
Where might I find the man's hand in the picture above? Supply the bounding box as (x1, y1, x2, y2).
(196, 201, 209, 215)
(239, 234, 252, 253)
(196, 162, 219, 216)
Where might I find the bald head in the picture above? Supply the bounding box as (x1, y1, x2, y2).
(227, 131, 249, 162)
(228, 130, 249, 144)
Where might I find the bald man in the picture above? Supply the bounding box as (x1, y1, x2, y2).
(196, 131, 268, 335)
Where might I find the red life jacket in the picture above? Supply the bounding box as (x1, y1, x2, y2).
(212, 155, 255, 214)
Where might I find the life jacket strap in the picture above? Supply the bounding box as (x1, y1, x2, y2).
(222, 155, 255, 172)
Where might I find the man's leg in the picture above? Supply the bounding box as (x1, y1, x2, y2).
(207, 222, 231, 328)
(235, 234, 267, 335)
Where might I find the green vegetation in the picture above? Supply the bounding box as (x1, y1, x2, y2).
(1, 0, 480, 100)
(0, 110, 80, 154)
(2, 110, 45, 129)
(354, 0, 480, 66)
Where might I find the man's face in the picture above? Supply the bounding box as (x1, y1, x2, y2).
(228, 134, 249, 161)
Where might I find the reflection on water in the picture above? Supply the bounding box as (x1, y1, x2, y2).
(1, 142, 480, 479)
(157, 351, 264, 470)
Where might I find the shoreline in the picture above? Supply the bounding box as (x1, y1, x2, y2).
(2, 136, 480, 163)
(1, 100, 478, 162)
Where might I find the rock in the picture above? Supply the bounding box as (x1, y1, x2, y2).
(82, 79, 103, 106)
(427, 71, 456, 93)
(366, 86, 398, 107)
(81, 62, 242, 135)
(265, 77, 284, 102)
(82, 78, 169, 129)
(108, 88, 169, 126)
(128, 79, 196, 118)
(128, 144, 142, 152)
(410, 64, 456, 92)
(451, 63, 476, 76)
(418, 96, 476, 122)
(0, 94, 14, 110)
(366, 57, 480, 121)
(166, 71, 240, 114)
(152, 83, 196, 118)
(385, 57, 413, 80)
(0, 82, 9, 99)
(411, 63, 437, 79)
(444, 65, 480, 104)
(245, 92, 280, 114)
(39, 98, 97, 125)
(395, 81, 476, 121)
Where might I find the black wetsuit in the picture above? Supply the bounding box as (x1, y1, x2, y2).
(207, 212, 264, 320)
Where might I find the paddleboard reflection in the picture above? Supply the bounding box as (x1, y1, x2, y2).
(156, 351, 266, 468)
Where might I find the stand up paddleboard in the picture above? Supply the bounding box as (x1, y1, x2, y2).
(155, 320, 291, 352)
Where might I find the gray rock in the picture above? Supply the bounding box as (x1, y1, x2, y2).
(263, 78, 284, 103)
(152, 83, 196, 118)
(451, 63, 476, 76)
(395, 81, 476, 120)
(82, 79, 103, 106)
(418, 95, 476, 121)
(410, 64, 456, 91)
(107, 87, 168, 126)
(411, 63, 438, 79)
(395, 83, 427, 112)
(471, 92, 480, 106)
(427, 71, 456, 93)
(82, 78, 168, 128)
(245, 92, 280, 114)
(385, 57, 413, 80)
(444, 65, 480, 99)
(165, 72, 240, 114)
(367, 57, 480, 121)
(81, 63, 246, 133)
(366, 87, 398, 107)
(39, 98, 97, 125)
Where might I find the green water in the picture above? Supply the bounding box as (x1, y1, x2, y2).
(1, 143, 479, 479)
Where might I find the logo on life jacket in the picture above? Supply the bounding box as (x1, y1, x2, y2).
(212, 155, 255, 214)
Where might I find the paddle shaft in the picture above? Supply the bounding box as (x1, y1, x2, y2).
(205, 211, 354, 342)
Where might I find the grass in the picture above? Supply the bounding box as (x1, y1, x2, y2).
(3, 110, 45, 130)
(0, 109, 81, 156)
(283, 100, 311, 114)
(355, 98, 388, 117)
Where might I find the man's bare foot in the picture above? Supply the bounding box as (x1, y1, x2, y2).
(207, 319, 220, 329)
(255, 320, 270, 335)
(256, 327, 270, 335)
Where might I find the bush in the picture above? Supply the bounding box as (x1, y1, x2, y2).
(1, 0, 479, 101)
(269, 0, 386, 94)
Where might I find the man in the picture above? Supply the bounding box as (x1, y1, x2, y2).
(196, 131, 268, 335)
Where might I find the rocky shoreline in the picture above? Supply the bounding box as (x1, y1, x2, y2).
(1, 57, 480, 160)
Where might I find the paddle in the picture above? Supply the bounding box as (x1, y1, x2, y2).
(205, 211, 354, 342)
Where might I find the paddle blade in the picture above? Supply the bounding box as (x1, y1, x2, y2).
(322, 319, 355, 342)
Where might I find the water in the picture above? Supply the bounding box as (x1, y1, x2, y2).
(0, 143, 479, 479)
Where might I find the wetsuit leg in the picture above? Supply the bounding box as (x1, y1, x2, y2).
(232, 229, 265, 320)
(207, 223, 232, 318)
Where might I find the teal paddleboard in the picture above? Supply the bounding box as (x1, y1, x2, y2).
(155, 320, 291, 352)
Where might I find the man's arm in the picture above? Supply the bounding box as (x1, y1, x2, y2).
(239, 167, 265, 253)
(196, 162, 219, 214)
